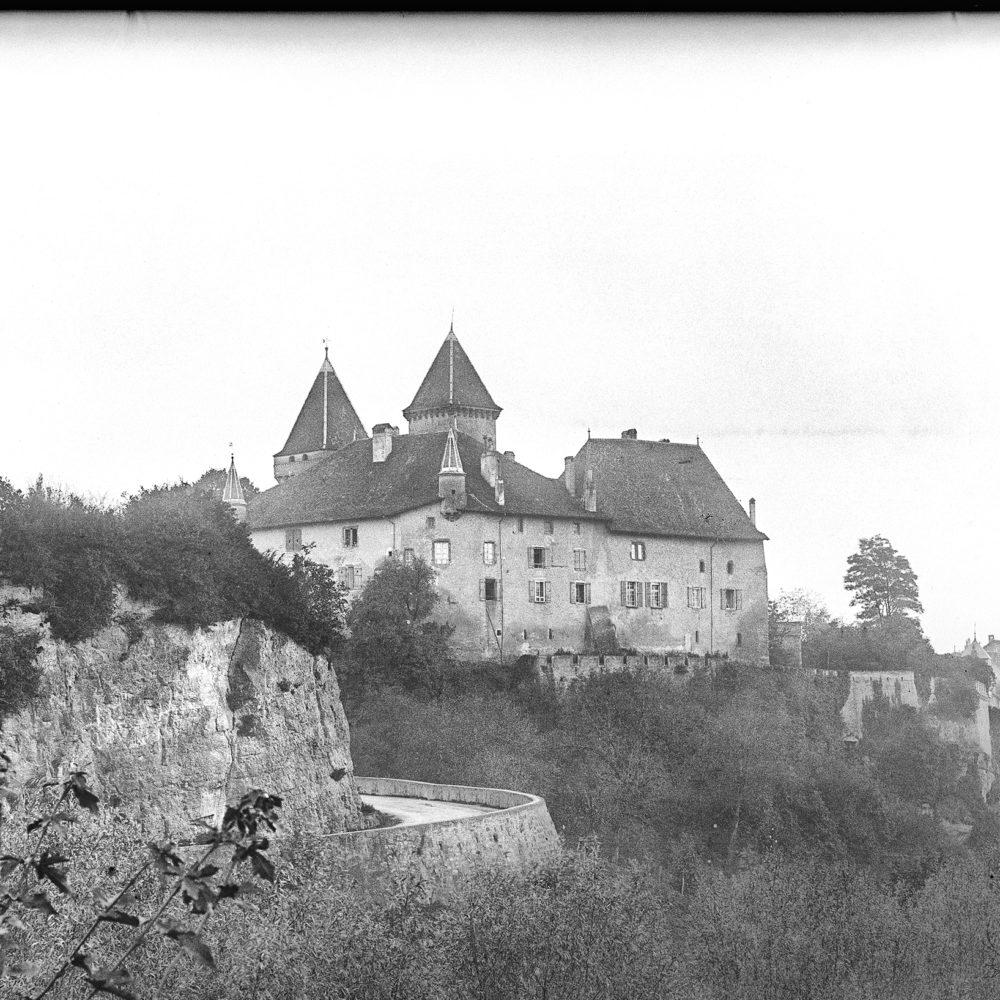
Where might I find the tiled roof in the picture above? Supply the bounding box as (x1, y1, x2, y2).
(572, 438, 767, 542)
(276, 353, 368, 457)
(249, 432, 597, 530)
(403, 328, 500, 418)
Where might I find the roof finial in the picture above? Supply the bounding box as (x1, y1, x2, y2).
(323, 336, 329, 359)
(448, 309, 456, 339)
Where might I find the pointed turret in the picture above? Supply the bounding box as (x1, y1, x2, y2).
(274, 346, 368, 482)
(403, 323, 501, 447)
(438, 423, 467, 517)
(223, 453, 247, 523)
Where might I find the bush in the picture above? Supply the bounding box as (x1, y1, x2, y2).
(0, 622, 42, 721)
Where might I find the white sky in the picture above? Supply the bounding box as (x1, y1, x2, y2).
(1, 14, 998, 652)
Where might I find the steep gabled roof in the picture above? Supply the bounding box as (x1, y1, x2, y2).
(403, 327, 500, 418)
(276, 350, 367, 458)
(572, 438, 767, 542)
(222, 454, 246, 505)
(249, 432, 597, 530)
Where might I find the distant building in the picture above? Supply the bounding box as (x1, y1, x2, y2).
(246, 325, 769, 662)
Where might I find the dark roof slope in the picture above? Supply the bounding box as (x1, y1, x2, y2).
(249, 432, 597, 530)
(403, 330, 500, 418)
(277, 356, 368, 457)
(572, 438, 767, 542)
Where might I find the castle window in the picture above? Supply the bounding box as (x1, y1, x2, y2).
(284, 527, 302, 552)
(737, 632, 743, 647)
(630, 541, 646, 561)
(343, 526, 359, 548)
(695, 630, 700, 644)
(573, 522, 581, 534)
(516, 517, 524, 533)
(727, 560, 735, 575)
(522, 629, 528, 640)
(647, 582, 668, 609)
(530, 580, 550, 604)
(426, 516, 436, 530)
(302, 454, 309, 461)
(290, 455, 296, 463)
(699, 559, 706, 573)
(480, 577, 498, 601)
(573, 548, 587, 572)
(433, 540, 451, 566)
(548, 628, 554, 640)
(483, 541, 496, 565)
(403, 548, 415, 566)
(337, 565, 357, 589)
(720, 588, 742, 612)
(529, 546, 547, 568)
(621, 580, 641, 608)
(544, 520, 554, 535)
(687, 586, 706, 609)
(570, 582, 591, 605)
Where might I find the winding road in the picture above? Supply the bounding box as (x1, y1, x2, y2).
(362, 794, 498, 827)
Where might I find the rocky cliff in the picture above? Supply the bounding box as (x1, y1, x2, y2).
(1, 607, 364, 837)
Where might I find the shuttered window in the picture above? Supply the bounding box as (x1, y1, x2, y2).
(529, 580, 550, 604)
(573, 549, 587, 571)
(620, 580, 642, 608)
(480, 578, 498, 601)
(720, 588, 743, 611)
(647, 582, 668, 609)
(570, 582, 591, 605)
(284, 528, 302, 552)
(529, 546, 547, 568)
(687, 586, 706, 609)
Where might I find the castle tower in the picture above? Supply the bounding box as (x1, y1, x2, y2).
(274, 346, 368, 482)
(223, 452, 247, 523)
(403, 323, 501, 448)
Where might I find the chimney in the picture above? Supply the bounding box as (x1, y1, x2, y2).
(495, 463, 505, 506)
(584, 468, 597, 513)
(372, 423, 398, 463)
(990, 635, 996, 644)
(563, 456, 575, 493)
(621, 429, 637, 440)
(503, 450, 515, 461)
(749, 497, 756, 527)
(481, 445, 499, 488)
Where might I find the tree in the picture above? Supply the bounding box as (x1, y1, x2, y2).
(775, 588, 832, 643)
(346, 556, 454, 694)
(844, 535, 923, 625)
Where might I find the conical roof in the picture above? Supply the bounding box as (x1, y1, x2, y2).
(440, 425, 464, 473)
(403, 325, 500, 419)
(222, 453, 246, 505)
(277, 349, 367, 457)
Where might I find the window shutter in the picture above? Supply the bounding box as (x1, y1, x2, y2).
(662, 582, 668, 608)
(544, 582, 550, 603)
(529, 580, 534, 601)
(620, 580, 627, 606)
(644, 582, 651, 608)
(548, 543, 558, 567)
(585, 583, 591, 605)
(569, 583, 576, 604)
(737, 590, 743, 611)
(479, 579, 486, 601)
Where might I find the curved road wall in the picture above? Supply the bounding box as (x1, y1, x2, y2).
(321, 777, 560, 892)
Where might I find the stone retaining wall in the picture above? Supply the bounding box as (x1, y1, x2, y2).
(319, 777, 560, 893)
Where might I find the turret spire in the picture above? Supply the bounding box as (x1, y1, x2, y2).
(223, 449, 247, 523)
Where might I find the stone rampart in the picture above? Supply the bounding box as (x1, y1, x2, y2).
(321, 777, 560, 893)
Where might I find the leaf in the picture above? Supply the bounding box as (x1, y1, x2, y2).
(217, 883, 240, 900)
(17, 891, 56, 916)
(196, 863, 220, 879)
(0, 855, 23, 878)
(99, 909, 141, 927)
(35, 852, 70, 894)
(173, 931, 215, 970)
(248, 850, 275, 883)
(69, 782, 100, 815)
(72, 952, 96, 975)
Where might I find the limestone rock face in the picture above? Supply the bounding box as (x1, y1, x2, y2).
(0, 614, 364, 837)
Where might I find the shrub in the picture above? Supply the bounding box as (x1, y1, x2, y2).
(0, 623, 42, 721)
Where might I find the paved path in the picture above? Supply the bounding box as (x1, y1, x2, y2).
(362, 794, 497, 827)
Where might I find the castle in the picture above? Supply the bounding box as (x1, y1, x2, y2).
(244, 326, 769, 662)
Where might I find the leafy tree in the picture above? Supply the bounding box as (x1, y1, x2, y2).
(844, 535, 923, 625)
(346, 556, 454, 695)
(775, 588, 832, 642)
(0, 624, 42, 722)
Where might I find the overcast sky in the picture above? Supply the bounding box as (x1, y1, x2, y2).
(1, 14, 997, 652)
